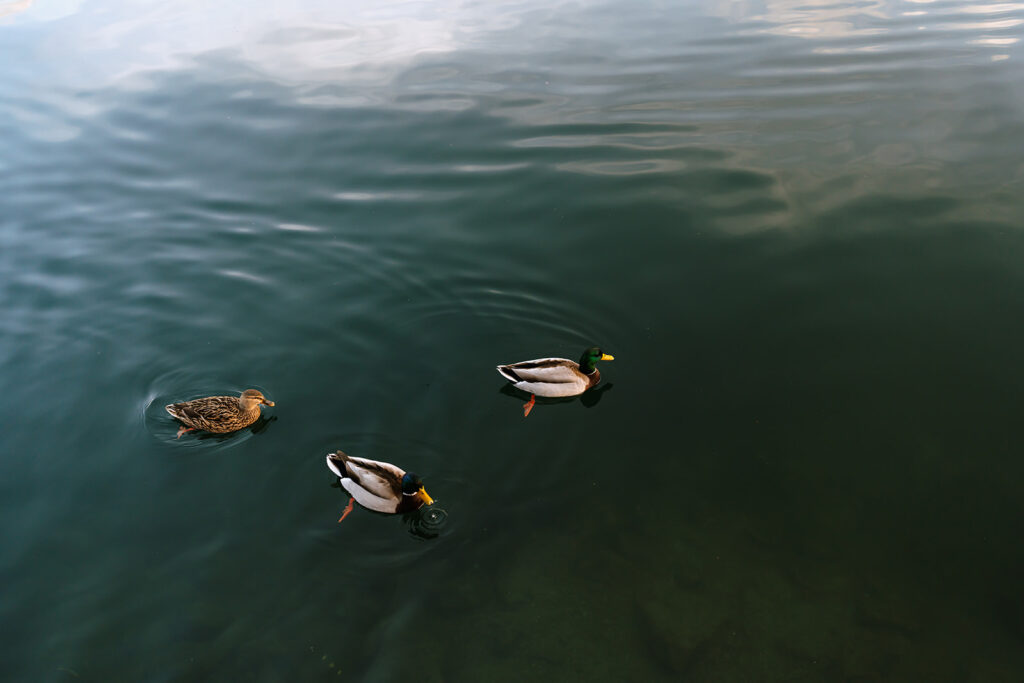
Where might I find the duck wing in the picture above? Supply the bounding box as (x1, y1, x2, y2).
(165, 395, 239, 429)
(497, 358, 578, 382)
(496, 358, 588, 396)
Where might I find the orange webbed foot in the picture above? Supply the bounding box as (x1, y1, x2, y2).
(337, 497, 355, 523)
(176, 426, 195, 439)
(523, 394, 536, 417)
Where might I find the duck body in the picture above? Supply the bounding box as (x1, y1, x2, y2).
(496, 358, 600, 397)
(497, 346, 614, 399)
(326, 451, 433, 514)
(165, 389, 273, 434)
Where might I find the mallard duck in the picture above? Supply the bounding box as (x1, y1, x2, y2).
(165, 389, 274, 438)
(497, 346, 614, 416)
(326, 450, 434, 522)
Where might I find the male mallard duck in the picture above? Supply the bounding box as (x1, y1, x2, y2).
(326, 450, 434, 522)
(497, 346, 614, 416)
(165, 389, 274, 438)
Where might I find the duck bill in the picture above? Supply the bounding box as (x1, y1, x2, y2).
(600, 354, 614, 361)
(262, 400, 275, 407)
(418, 487, 434, 505)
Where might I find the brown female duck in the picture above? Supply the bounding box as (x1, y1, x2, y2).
(165, 389, 274, 438)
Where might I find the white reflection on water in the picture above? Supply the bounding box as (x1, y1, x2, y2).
(709, 0, 889, 38)
(0, 0, 34, 21)
(0, 0, 531, 87)
(0, 0, 547, 141)
(218, 269, 272, 285)
(959, 3, 1024, 15)
(4, 0, 1022, 94)
(710, 0, 1023, 57)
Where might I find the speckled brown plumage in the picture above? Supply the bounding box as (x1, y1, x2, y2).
(165, 389, 274, 434)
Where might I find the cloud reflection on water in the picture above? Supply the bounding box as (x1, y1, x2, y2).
(1, 0, 526, 87)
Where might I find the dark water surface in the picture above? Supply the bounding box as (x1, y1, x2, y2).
(3, 1, 1024, 680)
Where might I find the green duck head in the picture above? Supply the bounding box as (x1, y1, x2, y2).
(578, 346, 614, 375)
(401, 472, 434, 505)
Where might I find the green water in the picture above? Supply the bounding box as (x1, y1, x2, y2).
(2, 0, 1024, 680)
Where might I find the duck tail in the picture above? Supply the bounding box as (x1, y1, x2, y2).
(496, 365, 521, 383)
(326, 451, 350, 478)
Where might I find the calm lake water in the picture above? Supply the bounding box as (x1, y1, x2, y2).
(2, 0, 1024, 680)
